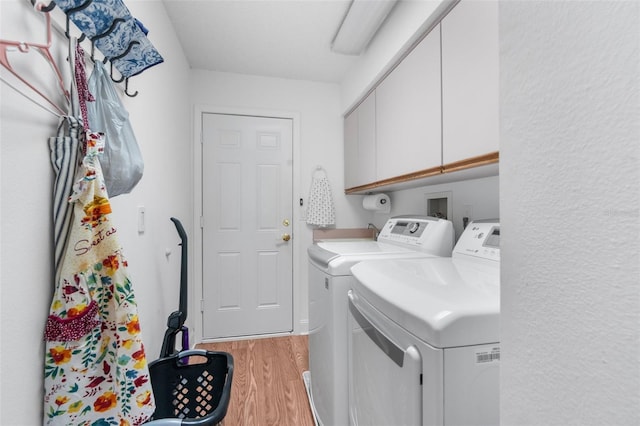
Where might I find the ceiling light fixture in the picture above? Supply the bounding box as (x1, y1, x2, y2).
(331, 0, 398, 55)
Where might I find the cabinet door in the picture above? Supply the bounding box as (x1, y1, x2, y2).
(441, 0, 499, 164)
(357, 93, 376, 186)
(344, 92, 376, 189)
(344, 108, 359, 189)
(376, 26, 442, 181)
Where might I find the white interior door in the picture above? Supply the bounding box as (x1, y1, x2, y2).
(201, 113, 293, 339)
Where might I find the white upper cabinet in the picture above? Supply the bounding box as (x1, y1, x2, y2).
(441, 0, 499, 164)
(375, 26, 442, 181)
(344, 92, 377, 189)
(344, 105, 359, 189)
(343, 0, 500, 193)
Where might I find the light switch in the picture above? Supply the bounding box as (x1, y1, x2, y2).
(138, 206, 145, 233)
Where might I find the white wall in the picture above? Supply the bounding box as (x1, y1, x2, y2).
(500, 1, 640, 424)
(189, 70, 365, 338)
(0, 1, 191, 423)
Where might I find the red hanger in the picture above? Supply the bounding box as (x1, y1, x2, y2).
(0, 2, 69, 115)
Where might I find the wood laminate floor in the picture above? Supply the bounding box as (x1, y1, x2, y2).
(197, 335, 315, 426)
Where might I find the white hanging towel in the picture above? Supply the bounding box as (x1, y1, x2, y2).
(306, 166, 336, 227)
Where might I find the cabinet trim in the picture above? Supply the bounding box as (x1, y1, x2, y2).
(345, 151, 498, 194)
(443, 151, 499, 173)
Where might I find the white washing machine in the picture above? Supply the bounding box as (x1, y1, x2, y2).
(348, 220, 501, 426)
(307, 216, 454, 426)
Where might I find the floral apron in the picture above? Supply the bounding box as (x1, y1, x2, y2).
(43, 132, 155, 425)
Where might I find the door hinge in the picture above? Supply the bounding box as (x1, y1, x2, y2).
(200, 216, 204, 229)
(200, 299, 205, 313)
(420, 373, 423, 385)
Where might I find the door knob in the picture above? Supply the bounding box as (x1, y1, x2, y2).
(282, 233, 291, 242)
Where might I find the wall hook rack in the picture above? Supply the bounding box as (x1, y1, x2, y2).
(25, 0, 165, 98)
(108, 61, 125, 83)
(66, 15, 85, 41)
(36, 0, 56, 12)
(124, 78, 137, 97)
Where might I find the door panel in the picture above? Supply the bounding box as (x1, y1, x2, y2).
(376, 25, 442, 180)
(441, 0, 499, 163)
(348, 293, 423, 425)
(202, 113, 293, 339)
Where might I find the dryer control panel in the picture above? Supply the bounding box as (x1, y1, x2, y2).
(453, 220, 500, 262)
(377, 216, 454, 256)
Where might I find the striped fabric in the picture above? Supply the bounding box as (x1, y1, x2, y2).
(48, 116, 81, 281)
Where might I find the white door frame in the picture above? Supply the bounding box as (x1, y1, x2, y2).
(192, 104, 302, 344)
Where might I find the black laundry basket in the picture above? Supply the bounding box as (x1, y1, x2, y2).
(147, 349, 234, 426)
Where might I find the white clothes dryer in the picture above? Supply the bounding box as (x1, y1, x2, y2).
(348, 220, 501, 426)
(307, 216, 454, 426)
